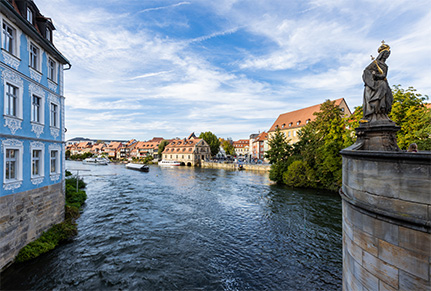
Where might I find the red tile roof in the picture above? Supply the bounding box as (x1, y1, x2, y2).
(269, 98, 349, 132)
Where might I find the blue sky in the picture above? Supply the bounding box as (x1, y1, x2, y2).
(36, 0, 431, 141)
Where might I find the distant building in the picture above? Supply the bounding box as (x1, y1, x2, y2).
(129, 138, 163, 160)
(251, 132, 268, 161)
(162, 133, 210, 166)
(0, 0, 70, 270)
(105, 141, 122, 159)
(233, 139, 250, 158)
(268, 98, 351, 144)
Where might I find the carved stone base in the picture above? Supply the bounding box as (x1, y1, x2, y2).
(346, 120, 400, 151)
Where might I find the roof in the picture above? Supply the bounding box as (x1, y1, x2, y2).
(162, 136, 208, 154)
(0, 0, 70, 65)
(233, 139, 249, 148)
(256, 132, 268, 142)
(269, 98, 349, 132)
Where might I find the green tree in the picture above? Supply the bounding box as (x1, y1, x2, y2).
(199, 131, 220, 156)
(265, 127, 293, 183)
(292, 100, 350, 191)
(158, 140, 170, 158)
(389, 85, 431, 150)
(221, 139, 235, 156)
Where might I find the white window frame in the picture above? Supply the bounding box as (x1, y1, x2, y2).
(50, 102, 59, 128)
(46, 27, 51, 42)
(50, 149, 60, 175)
(29, 42, 40, 71)
(27, 8, 33, 24)
(47, 58, 57, 82)
(2, 21, 16, 55)
(3, 141, 23, 186)
(31, 94, 44, 124)
(4, 80, 23, 119)
(31, 144, 45, 179)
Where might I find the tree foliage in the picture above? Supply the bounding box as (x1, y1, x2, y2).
(389, 85, 431, 150)
(199, 131, 220, 156)
(265, 128, 293, 183)
(221, 139, 235, 156)
(158, 140, 170, 157)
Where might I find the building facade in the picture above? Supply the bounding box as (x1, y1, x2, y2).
(268, 98, 351, 144)
(162, 133, 210, 166)
(0, 0, 70, 270)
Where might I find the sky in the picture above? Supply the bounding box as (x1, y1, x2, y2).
(35, 0, 431, 141)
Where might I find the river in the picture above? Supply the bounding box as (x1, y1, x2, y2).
(1, 161, 342, 290)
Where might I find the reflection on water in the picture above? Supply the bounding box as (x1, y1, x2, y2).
(1, 161, 342, 290)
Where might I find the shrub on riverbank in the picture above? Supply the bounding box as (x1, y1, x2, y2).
(15, 174, 87, 263)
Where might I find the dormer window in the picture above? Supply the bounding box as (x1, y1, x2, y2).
(27, 8, 33, 24)
(297, 121, 301, 125)
(288, 122, 292, 127)
(46, 28, 52, 42)
(306, 119, 311, 124)
(282, 123, 285, 128)
(275, 125, 279, 129)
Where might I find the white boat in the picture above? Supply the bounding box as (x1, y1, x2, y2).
(126, 163, 149, 172)
(83, 157, 109, 165)
(158, 160, 181, 167)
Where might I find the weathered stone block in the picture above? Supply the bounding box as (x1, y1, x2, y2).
(362, 250, 399, 288)
(362, 214, 399, 246)
(354, 228, 378, 257)
(399, 226, 430, 257)
(379, 239, 429, 281)
(399, 269, 431, 291)
(353, 258, 379, 291)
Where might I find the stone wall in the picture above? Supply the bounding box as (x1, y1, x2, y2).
(0, 182, 65, 271)
(340, 150, 430, 290)
(201, 161, 270, 172)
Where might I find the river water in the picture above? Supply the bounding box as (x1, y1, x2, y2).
(1, 161, 342, 290)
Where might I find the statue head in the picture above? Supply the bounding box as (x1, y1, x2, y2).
(378, 40, 390, 53)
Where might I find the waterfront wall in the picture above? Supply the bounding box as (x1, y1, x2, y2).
(0, 182, 65, 270)
(340, 150, 430, 290)
(201, 161, 270, 172)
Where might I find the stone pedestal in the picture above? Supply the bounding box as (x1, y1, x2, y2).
(340, 150, 431, 290)
(347, 120, 401, 152)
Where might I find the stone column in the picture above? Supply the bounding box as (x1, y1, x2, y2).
(340, 149, 431, 290)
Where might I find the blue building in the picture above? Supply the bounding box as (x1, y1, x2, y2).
(0, 0, 70, 270)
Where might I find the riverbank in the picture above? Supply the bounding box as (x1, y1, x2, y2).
(10, 173, 87, 265)
(201, 161, 270, 172)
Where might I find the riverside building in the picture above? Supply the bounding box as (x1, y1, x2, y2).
(0, 0, 70, 270)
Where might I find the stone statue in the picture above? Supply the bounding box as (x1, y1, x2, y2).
(362, 41, 393, 122)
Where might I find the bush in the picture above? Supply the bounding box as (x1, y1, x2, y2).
(15, 218, 78, 263)
(283, 160, 316, 188)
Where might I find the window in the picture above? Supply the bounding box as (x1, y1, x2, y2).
(50, 103, 58, 127)
(50, 150, 59, 174)
(48, 58, 56, 81)
(306, 119, 311, 124)
(30, 43, 39, 70)
(297, 121, 301, 125)
(2, 21, 15, 54)
(5, 149, 18, 181)
(32, 150, 42, 177)
(5, 83, 18, 116)
(288, 131, 291, 137)
(46, 28, 51, 42)
(27, 8, 33, 23)
(341, 108, 345, 112)
(31, 95, 42, 123)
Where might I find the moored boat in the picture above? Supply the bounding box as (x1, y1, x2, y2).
(83, 157, 109, 165)
(126, 163, 149, 172)
(158, 160, 181, 167)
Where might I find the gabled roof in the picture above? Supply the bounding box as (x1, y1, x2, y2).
(107, 142, 122, 149)
(256, 132, 268, 142)
(269, 98, 350, 132)
(233, 139, 249, 148)
(162, 136, 208, 154)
